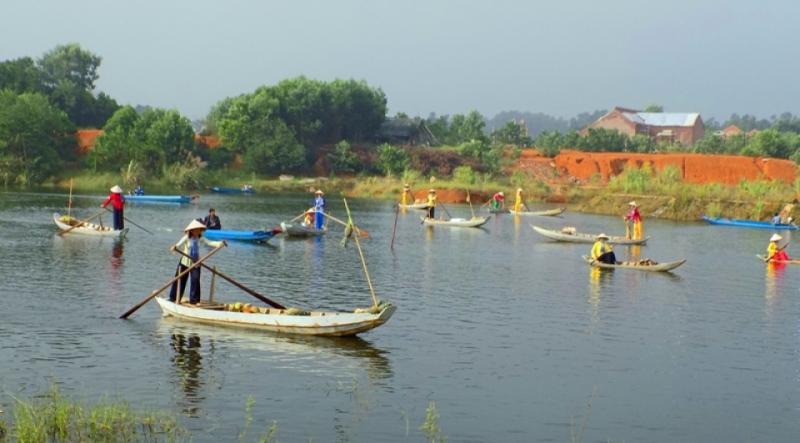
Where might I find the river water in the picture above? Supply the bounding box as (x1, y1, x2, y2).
(1, 191, 799, 442)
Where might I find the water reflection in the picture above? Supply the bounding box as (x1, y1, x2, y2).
(170, 332, 205, 416)
(765, 262, 786, 318)
(587, 266, 613, 334)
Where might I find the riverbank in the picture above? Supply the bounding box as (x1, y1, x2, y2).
(37, 168, 799, 222)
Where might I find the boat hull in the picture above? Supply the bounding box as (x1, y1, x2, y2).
(702, 215, 799, 230)
(510, 207, 566, 217)
(53, 213, 128, 238)
(204, 229, 277, 243)
(531, 225, 648, 245)
(155, 298, 396, 336)
(210, 187, 254, 194)
(398, 202, 429, 210)
(421, 216, 490, 228)
(756, 254, 800, 264)
(582, 255, 685, 272)
(280, 222, 326, 237)
(125, 195, 193, 203)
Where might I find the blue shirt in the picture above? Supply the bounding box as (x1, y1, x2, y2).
(314, 196, 325, 212)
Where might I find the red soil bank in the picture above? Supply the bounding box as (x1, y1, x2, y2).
(75, 129, 103, 154)
(552, 150, 797, 185)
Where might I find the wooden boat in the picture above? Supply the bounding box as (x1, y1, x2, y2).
(280, 222, 326, 237)
(398, 202, 429, 210)
(756, 254, 800, 264)
(155, 298, 396, 336)
(204, 228, 280, 243)
(582, 255, 685, 272)
(53, 212, 128, 238)
(125, 194, 194, 203)
(510, 207, 566, 217)
(531, 225, 649, 245)
(421, 216, 490, 228)
(210, 186, 255, 194)
(702, 215, 799, 230)
(487, 208, 510, 214)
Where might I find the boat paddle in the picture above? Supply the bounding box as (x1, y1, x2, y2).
(438, 201, 453, 220)
(466, 190, 476, 219)
(58, 210, 106, 235)
(390, 204, 400, 250)
(343, 198, 379, 308)
(323, 212, 370, 237)
(67, 178, 73, 218)
(173, 249, 286, 309)
(119, 244, 226, 319)
(764, 243, 790, 263)
(104, 207, 153, 235)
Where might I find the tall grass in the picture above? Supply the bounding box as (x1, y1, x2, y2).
(420, 401, 446, 443)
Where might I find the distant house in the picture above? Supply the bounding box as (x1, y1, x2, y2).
(715, 124, 743, 138)
(378, 117, 437, 146)
(583, 106, 705, 145)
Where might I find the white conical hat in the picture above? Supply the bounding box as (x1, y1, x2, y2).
(770, 234, 782, 242)
(499, 191, 504, 196)
(315, 189, 324, 195)
(517, 188, 523, 192)
(110, 185, 122, 193)
(184, 220, 207, 232)
(596, 233, 609, 240)
(628, 201, 637, 206)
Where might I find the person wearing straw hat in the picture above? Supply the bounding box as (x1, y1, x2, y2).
(591, 234, 618, 264)
(426, 189, 437, 219)
(513, 188, 527, 213)
(313, 190, 326, 230)
(401, 183, 413, 205)
(624, 201, 643, 240)
(490, 191, 505, 210)
(168, 220, 225, 304)
(766, 234, 791, 262)
(100, 185, 126, 230)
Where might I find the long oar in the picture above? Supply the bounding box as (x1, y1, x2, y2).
(103, 207, 154, 235)
(323, 212, 370, 237)
(119, 244, 225, 319)
(67, 179, 74, 218)
(466, 190, 475, 218)
(390, 204, 400, 250)
(764, 243, 790, 263)
(343, 198, 378, 308)
(288, 209, 311, 224)
(59, 210, 106, 235)
(438, 201, 453, 219)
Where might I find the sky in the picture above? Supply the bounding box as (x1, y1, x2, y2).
(2, 0, 799, 121)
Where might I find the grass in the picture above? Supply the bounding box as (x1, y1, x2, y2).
(419, 401, 446, 443)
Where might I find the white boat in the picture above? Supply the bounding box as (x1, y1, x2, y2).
(531, 225, 648, 245)
(509, 207, 566, 217)
(581, 255, 686, 272)
(398, 202, 429, 210)
(421, 216, 490, 228)
(280, 222, 326, 237)
(155, 298, 396, 336)
(53, 212, 128, 238)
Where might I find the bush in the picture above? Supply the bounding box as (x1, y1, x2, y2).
(375, 143, 410, 176)
(327, 140, 359, 173)
(452, 165, 478, 185)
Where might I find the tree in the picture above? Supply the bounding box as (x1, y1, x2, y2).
(375, 143, 409, 176)
(491, 120, 531, 146)
(643, 104, 663, 112)
(0, 57, 45, 94)
(0, 91, 74, 185)
(38, 43, 101, 92)
(327, 140, 359, 173)
(458, 139, 499, 173)
(449, 110, 487, 144)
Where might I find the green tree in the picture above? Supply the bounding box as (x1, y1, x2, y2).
(0, 57, 45, 93)
(577, 128, 628, 152)
(0, 91, 74, 185)
(643, 104, 663, 112)
(491, 120, 531, 146)
(449, 110, 487, 144)
(459, 139, 499, 173)
(375, 143, 409, 176)
(38, 43, 101, 92)
(327, 140, 359, 173)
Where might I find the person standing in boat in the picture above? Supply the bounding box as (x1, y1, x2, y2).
(100, 185, 125, 231)
(203, 208, 221, 230)
(401, 183, 413, 205)
(513, 188, 527, 213)
(490, 191, 505, 210)
(169, 220, 225, 305)
(313, 190, 326, 230)
(591, 234, 618, 264)
(766, 234, 791, 262)
(426, 189, 437, 219)
(624, 201, 643, 240)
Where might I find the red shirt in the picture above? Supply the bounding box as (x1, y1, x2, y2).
(625, 207, 641, 222)
(102, 193, 125, 210)
(493, 193, 505, 202)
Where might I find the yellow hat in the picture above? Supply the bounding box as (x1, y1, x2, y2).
(517, 188, 523, 192)
(628, 201, 637, 206)
(184, 220, 207, 232)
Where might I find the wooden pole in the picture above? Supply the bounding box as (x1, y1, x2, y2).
(390, 204, 400, 250)
(467, 190, 475, 218)
(343, 198, 378, 308)
(67, 179, 73, 218)
(173, 249, 286, 309)
(119, 244, 225, 319)
(323, 212, 369, 237)
(209, 266, 216, 303)
(59, 210, 106, 235)
(104, 207, 154, 234)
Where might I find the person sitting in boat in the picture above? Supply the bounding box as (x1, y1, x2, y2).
(426, 189, 437, 219)
(766, 233, 791, 262)
(100, 185, 125, 230)
(513, 188, 526, 213)
(401, 183, 413, 205)
(133, 185, 144, 195)
(624, 201, 643, 240)
(203, 208, 221, 230)
(303, 208, 315, 226)
(490, 191, 505, 210)
(242, 184, 253, 192)
(591, 233, 618, 264)
(169, 220, 225, 305)
(771, 212, 782, 225)
(313, 190, 326, 230)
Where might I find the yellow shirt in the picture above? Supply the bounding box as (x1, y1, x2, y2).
(591, 240, 612, 259)
(401, 189, 410, 205)
(767, 242, 778, 256)
(514, 191, 523, 211)
(427, 194, 436, 207)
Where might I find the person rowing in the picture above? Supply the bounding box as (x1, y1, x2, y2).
(513, 188, 528, 213)
(169, 220, 225, 305)
(591, 233, 618, 264)
(203, 208, 221, 230)
(313, 190, 326, 230)
(765, 233, 791, 262)
(401, 183, 413, 205)
(624, 201, 643, 240)
(489, 191, 505, 211)
(426, 189, 437, 219)
(100, 185, 125, 231)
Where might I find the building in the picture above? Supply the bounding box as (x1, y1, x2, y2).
(715, 124, 743, 138)
(378, 117, 438, 146)
(583, 107, 705, 145)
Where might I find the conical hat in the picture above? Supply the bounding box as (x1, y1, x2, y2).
(628, 201, 637, 206)
(315, 190, 324, 195)
(517, 188, 523, 192)
(499, 191, 504, 196)
(596, 233, 609, 240)
(110, 185, 122, 193)
(184, 220, 207, 232)
(770, 234, 782, 242)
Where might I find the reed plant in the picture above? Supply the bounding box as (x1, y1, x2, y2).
(419, 401, 445, 443)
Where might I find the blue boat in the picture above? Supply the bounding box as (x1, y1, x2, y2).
(210, 186, 255, 194)
(702, 215, 799, 230)
(124, 195, 195, 204)
(204, 228, 280, 243)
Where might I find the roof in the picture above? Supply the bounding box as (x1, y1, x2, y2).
(621, 112, 700, 127)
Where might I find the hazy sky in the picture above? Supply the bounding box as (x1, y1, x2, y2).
(2, 0, 798, 121)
